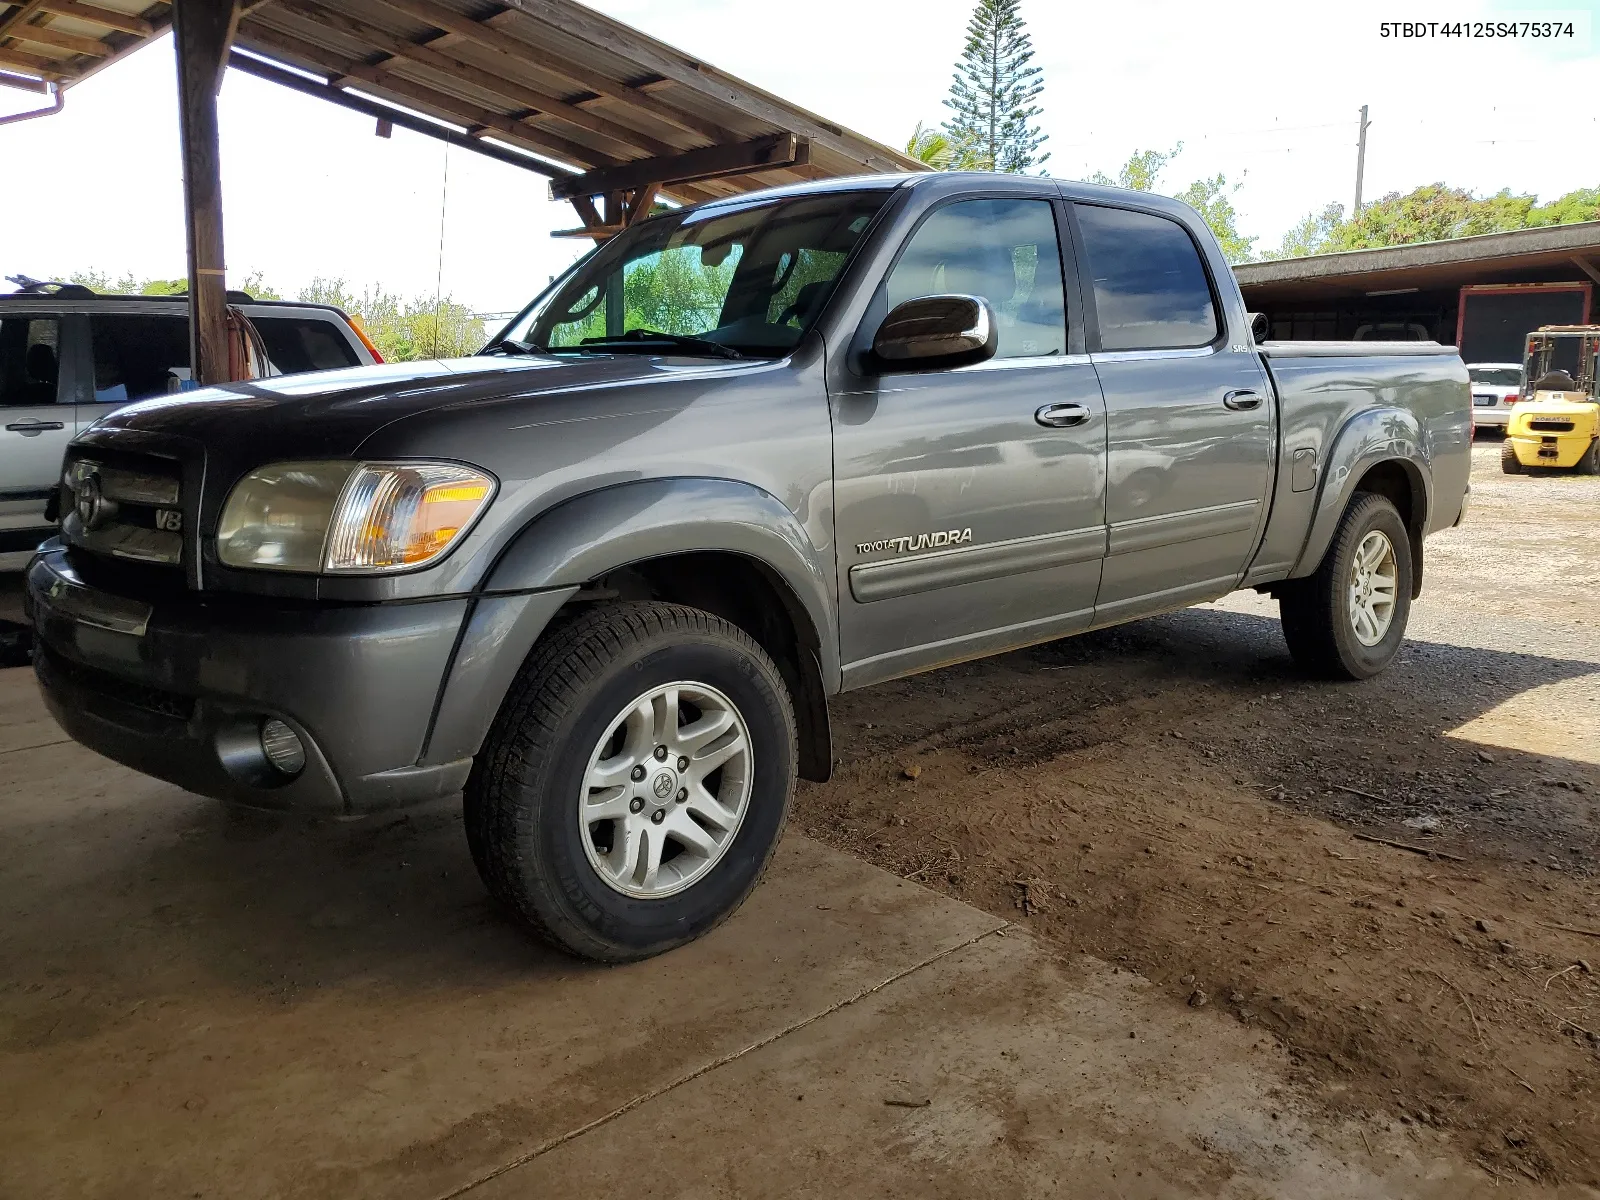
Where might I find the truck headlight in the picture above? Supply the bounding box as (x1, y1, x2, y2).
(217, 461, 496, 573)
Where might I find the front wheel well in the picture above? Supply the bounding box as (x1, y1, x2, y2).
(561, 552, 832, 783)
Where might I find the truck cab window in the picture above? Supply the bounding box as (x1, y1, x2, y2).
(1075, 204, 1219, 352)
(885, 198, 1067, 360)
(0, 317, 62, 406)
(90, 313, 191, 402)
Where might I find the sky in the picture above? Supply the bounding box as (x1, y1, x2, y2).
(3, 0, 1597, 316)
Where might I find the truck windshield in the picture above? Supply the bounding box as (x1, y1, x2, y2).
(495, 190, 891, 359)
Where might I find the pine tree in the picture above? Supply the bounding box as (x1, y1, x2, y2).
(941, 0, 1047, 173)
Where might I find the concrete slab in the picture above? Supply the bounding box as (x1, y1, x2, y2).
(0, 667, 999, 1200)
(0, 667, 1548, 1200)
(476, 931, 1505, 1200)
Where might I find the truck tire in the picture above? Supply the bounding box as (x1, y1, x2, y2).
(1576, 438, 1600, 476)
(464, 602, 797, 962)
(1500, 442, 1525, 474)
(1278, 492, 1413, 681)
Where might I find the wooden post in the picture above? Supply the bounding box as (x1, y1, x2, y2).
(172, 0, 240, 385)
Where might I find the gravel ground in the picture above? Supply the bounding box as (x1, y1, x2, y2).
(795, 438, 1600, 1187)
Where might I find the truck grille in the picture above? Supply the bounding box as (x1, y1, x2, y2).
(1528, 419, 1576, 432)
(59, 453, 186, 567)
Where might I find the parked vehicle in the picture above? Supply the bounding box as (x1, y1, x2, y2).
(1353, 321, 1432, 342)
(1501, 326, 1600, 474)
(0, 281, 381, 569)
(24, 174, 1472, 962)
(1467, 362, 1523, 431)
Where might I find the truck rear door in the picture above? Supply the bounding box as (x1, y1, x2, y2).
(1070, 201, 1274, 623)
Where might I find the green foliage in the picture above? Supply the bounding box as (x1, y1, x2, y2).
(63, 268, 282, 299)
(905, 121, 982, 171)
(1087, 145, 1182, 193)
(66, 268, 140, 293)
(1267, 184, 1600, 259)
(1267, 203, 1345, 261)
(942, 0, 1047, 173)
(297, 276, 486, 360)
(1085, 146, 1255, 263)
(1172, 174, 1257, 265)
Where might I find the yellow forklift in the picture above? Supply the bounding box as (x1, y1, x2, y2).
(1502, 325, 1600, 474)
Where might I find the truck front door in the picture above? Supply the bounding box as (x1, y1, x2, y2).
(830, 194, 1107, 688)
(1071, 201, 1274, 624)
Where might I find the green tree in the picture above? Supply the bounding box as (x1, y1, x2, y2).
(1087, 145, 1181, 193)
(905, 121, 981, 170)
(297, 277, 485, 360)
(1085, 146, 1255, 263)
(942, 0, 1047, 173)
(1172, 174, 1256, 265)
(1266, 183, 1600, 259)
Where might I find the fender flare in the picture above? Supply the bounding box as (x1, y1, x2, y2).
(1289, 407, 1432, 583)
(482, 477, 837, 677)
(420, 478, 840, 774)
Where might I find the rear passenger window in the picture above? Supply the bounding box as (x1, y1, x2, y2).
(90, 314, 191, 403)
(1075, 204, 1219, 352)
(0, 317, 63, 406)
(252, 316, 361, 374)
(885, 198, 1067, 359)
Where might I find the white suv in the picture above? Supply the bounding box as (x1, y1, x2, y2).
(1, 282, 380, 569)
(1467, 362, 1523, 432)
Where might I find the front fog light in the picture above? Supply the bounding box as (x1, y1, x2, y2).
(260, 718, 306, 776)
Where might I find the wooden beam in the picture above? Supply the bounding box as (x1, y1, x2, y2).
(0, 0, 50, 40)
(9, 20, 111, 55)
(371, 0, 737, 144)
(626, 181, 659, 226)
(0, 43, 60, 76)
(499, 0, 920, 173)
(239, 20, 614, 169)
(551, 223, 621, 239)
(1570, 257, 1600, 289)
(549, 133, 805, 201)
(228, 50, 564, 179)
(172, 0, 240, 386)
(39, 0, 154, 37)
(272, 0, 677, 158)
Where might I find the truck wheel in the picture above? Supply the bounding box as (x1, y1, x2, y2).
(1576, 438, 1600, 476)
(1278, 492, 1412, 681)
(464, 602, 797, 962)
(1500, 442, 1525, 474)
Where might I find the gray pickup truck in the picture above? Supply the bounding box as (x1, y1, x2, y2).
(25, 173, 1470, 962)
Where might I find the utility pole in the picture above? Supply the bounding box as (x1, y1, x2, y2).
(1353, 104, 1371, 217)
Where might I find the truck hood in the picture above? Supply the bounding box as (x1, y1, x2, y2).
(94, 353, 751, 460)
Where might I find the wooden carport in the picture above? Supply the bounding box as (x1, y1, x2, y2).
(0, 0, 923, 382)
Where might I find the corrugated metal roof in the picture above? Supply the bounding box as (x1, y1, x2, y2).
(0, 0, 927, 207)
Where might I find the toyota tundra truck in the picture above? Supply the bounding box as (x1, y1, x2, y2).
(24, 174, 1471, 962)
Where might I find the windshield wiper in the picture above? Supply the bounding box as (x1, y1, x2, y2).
(483, 336, 544, 356)
(579, 329, 746, 360)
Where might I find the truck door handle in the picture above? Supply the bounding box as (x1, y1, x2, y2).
(5, 420, 65, 436)
(1222, 390, 1263, 411)
(1035, 402, 1090, 428)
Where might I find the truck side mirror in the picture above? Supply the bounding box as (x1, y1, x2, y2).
(871, 294, 998, 371)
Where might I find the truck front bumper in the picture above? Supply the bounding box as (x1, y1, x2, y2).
(26, 547, 475, 815)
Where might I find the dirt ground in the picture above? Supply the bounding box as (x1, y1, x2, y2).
(796, 438, 1600, 1189)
